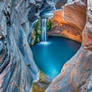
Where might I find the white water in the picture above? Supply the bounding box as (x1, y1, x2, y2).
(67, 0, 73, 4)
(41, 18, 47, 42)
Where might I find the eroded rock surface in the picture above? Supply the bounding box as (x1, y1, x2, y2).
(0, 0, 39, 92)
(0, 0, 57, 92)
(49, 0, 86, 42)
(46, 0, 92, 92)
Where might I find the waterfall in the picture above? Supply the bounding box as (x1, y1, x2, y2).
(41, 18, 47, 42)
(67, 0, 73, 4)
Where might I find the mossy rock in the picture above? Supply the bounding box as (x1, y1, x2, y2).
(32, 71, 50, 92)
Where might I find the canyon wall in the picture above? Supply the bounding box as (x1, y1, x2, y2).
(46, 0, 92, 92)
(0, 0, 40, 92)
(0, 0, 92, 92)
(0, 0, 59, 92)
(49, 0, 86, 42)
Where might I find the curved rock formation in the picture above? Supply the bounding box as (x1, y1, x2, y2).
(55, 0, 67, 9)
(49, 0, 86, 42)
(1, 0, 92, 92)
(0, 0, 58, 92)
(0, 0, 39, 92)
(46, 0, 92, 92)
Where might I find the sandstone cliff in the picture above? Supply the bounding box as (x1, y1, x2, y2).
(49, 1, 86, 42)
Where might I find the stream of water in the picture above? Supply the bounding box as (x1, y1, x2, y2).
(41, 18, 47, 42)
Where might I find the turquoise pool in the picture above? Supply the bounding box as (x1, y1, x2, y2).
(31, 36, 80, 78)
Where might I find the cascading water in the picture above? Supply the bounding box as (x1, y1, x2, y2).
(41, 18, 47, 42)
(67, 0, 73, 4)
(39, 0, 55, 43)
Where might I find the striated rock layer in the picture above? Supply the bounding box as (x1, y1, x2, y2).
(0, 0, 57, 92)
(49, 1, 86, 42)
(46, 0, 92, 92)
(0, 0, 39, 92)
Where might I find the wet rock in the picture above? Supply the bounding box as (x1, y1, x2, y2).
(0, 0, 58, 92)
(32, 71, 51, 92)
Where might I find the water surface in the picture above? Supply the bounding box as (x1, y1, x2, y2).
(31, 36, 80, 78)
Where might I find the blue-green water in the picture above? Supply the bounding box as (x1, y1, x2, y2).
(31, 36, 80, 78)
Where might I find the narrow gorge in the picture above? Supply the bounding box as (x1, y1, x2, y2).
(0, 0, 92, 92)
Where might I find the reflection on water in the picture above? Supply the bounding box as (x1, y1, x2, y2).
(31, 36, 80, 78)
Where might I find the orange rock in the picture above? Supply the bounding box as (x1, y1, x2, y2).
(64, 1, 86, 31)
(50, 1, 86, 42)
(52, 10, 67, 26)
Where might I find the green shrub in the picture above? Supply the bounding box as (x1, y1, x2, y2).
(47, 19, 52, 31)
(30, 18, 52, 46)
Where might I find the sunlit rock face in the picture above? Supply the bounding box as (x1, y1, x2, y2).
(46, 0, 92, 92)
(49, 0, 86, 42)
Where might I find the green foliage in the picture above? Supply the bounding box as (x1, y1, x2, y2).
(30, 19, 41, 46)
(30, 18, 52, 46)
(35, 19, 41, 42)
(47, 19, 52, 31)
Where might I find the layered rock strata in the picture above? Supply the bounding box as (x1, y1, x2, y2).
(46, 0, 92, 92)
(49, 1, 86, 42)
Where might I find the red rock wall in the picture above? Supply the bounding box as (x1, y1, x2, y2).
(50, 1, 86, 42)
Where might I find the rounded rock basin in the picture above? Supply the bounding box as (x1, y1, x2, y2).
(31, 36, 81, 78)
